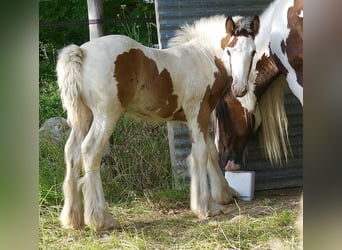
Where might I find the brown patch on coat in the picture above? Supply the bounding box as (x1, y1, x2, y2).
(254, 54, 281, 98)
(216, 91, 255, 168)
(114, 48, 185, 120)
(286, 0, 303, 86)
(197, 58, 232, 141)
(271, 52, 289, 81)
(221, 35, 239, 50)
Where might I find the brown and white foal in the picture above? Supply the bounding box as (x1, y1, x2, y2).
(56, 15, 259, 230)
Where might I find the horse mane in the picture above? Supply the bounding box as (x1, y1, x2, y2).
(167, 15, 226, 49)
(258, 75, 292, 165)
(167, 15, 256, 54)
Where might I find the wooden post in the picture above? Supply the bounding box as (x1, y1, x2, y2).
(87, 0, 104, 40)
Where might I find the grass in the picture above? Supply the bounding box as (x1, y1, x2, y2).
(39, 111, 302, 249)
(39, 188, 302, 249)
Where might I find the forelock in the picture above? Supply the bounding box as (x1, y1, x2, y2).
(232, 16, 255, 35)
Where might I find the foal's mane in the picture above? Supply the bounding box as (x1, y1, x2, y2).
(167, 15, 255, 53)
(167, 15, 226, 49)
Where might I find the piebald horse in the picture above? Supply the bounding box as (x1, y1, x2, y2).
(56, 15, 259, 230)
(215, 0, 303, 170)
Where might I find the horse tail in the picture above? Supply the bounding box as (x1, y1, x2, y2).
(56, 44, 87, 130)
(258, 75, 292, 165)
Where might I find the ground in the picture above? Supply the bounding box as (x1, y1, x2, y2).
(39, 187, 303, 249)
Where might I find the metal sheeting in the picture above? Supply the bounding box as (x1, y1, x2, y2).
(155, 0, 273, 49)
(155, 0, 303, 190)
(244, 87, 303, 190)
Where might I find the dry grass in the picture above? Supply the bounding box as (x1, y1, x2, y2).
(40, 116, 303, 249)
(39, 188, 303, 249)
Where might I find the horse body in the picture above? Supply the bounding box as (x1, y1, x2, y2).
(79, 35, 219, 123)
(269, 0, 303, 104)
(215, 0, 303, 170)
(57, 16, 259, 230)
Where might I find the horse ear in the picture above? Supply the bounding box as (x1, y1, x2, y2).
(225, 16, 236, 35)
(251, 14, 260, 38)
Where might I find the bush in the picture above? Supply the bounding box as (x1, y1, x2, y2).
(39, 134, 66, 206)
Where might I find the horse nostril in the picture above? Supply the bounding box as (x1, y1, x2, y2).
(232, 84, 247, 97)
(241, 88, 248, 96)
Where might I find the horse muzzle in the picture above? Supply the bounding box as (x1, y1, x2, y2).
(225, 160, 241, 171)
(231, 82, 248, 97)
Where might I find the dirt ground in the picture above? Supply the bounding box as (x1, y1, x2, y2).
(222, 187, 303, 220)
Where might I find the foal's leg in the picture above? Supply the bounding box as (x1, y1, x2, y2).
(60, 129, 86, 229)
(188, 127, 210, 219)
(206, 136, 234, 205)
(80, 112, 121, 231)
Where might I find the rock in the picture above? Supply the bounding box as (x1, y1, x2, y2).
(39, 117, 70, 143)
(40, 116, 111, 158)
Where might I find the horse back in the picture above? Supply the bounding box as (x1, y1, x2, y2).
(79, 35, 186, 122)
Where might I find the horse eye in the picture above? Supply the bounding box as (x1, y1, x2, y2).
(227, 50, 231, 56)
(251, 50, 256, 57)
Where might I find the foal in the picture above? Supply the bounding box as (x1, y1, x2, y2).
(57, 15, 259, 230)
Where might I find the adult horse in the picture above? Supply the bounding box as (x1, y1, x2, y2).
(215, 0, 303, 171)
(56, 15, 260, 230)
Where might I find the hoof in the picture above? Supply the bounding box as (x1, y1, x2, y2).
(192, 199, 235, 219)
(86, 213, 121, 231)
(208, 199, 235, 217)
(212, 181, 234, 205)
(60, 208, 84, 230)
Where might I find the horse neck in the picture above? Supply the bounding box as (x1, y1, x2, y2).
(250, 1, 280, 100)
(258, 0, 277, 41)
(253, 55, 281, 99)
(160, 43, 219, 82)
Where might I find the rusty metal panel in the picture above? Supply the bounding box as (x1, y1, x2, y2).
(155, 0, 303, 190)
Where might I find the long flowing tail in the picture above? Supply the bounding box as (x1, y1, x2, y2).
(56, 44, 85, 130)
(258, 75, 292, 165)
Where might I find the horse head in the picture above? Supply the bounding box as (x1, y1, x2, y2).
(221, 15, 259, 97)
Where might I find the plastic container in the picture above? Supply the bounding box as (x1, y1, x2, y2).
(225, 171, 255, 201)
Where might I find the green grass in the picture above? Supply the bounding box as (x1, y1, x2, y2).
(39, 114, 173, 205)
(39, 189, 302, 249)
(39, 107, 302, 250)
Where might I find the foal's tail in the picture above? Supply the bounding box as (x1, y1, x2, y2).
(258, 75, 292, 165)
(56, 44, 87, 130)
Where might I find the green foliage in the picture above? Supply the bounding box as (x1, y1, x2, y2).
(100, 115, 173, 203)
(39, 41, 64, 125)
(39, 114, 173, 206)
(39, 0, 157, 47)
(39, 135, 66, 206)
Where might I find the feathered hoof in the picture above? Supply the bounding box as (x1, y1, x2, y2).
(85, 212, 121, 231)
(208, 199, 236, 217)
(192, 199, 235, 220)
(60, 208, 85, 230)
(212, 181, 235, 205)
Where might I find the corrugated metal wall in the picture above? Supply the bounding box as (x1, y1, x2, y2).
(155, 0, 303, 190)
(155, 0, 273, 49)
